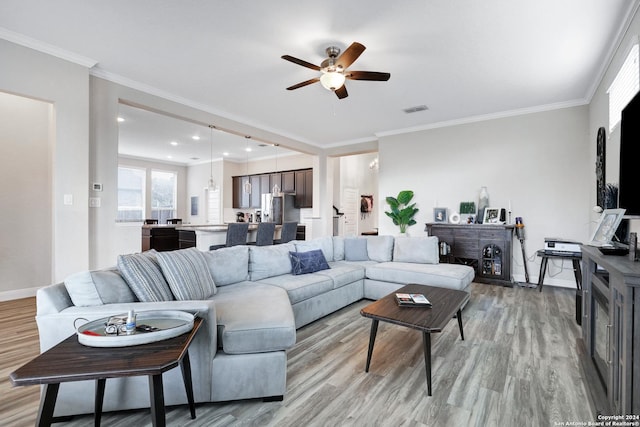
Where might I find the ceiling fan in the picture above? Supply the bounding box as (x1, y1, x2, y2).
(281, 42, 390, 99)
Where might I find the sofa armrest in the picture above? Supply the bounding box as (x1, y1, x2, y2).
(35, 300, 218, 356)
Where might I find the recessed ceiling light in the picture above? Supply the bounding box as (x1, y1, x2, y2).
(223, 152, 229, 156)
(245, 147, 252, 152)
(166, 155, 173, 159)
(117, 117, 125, 122)
(170, 141, 178, 146)
(192, 135, 200, 140)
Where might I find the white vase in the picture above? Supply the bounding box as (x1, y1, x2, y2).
(478, 186, 489, 223)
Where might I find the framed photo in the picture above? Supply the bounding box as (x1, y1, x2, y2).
(434, 207, 448, 223)
(588, 208, 625, 245)
(483, 207, 502, 224)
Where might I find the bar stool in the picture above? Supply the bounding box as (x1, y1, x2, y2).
(252, 222, 276, 246)
(275, 222, 297, 244)
(210, 223, 249, 250)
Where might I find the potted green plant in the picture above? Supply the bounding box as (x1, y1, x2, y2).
(385, 190, 419, 234)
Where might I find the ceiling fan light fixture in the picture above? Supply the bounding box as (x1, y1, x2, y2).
(320, 71, 346, 91)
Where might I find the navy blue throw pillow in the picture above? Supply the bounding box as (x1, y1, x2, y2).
(289, 250, 330, 275)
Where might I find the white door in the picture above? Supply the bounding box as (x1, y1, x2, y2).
(342, 187, 359, 236)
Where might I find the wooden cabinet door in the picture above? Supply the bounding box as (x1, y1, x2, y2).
(233, 176, 250, 208)
(282, 171, 295, 193)
(260, 175, 270, 195)
(270, 173, 281, 193)
(232, 176, 242, 208)
(250, 175, 261, 208)
(294, 169, 313, 208)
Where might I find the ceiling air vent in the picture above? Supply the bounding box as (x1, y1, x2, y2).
(402, 105, 429, 114)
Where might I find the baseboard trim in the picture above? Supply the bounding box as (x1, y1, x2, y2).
(0, 287, 39, 302)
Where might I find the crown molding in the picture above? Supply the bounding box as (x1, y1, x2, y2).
(375, 99, 589, 139)
(0, 27, 97, 68)
(584, 0, 640, 103)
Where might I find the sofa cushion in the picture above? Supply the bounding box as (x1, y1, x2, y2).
(257, 274, 334, 305)
(63, 269, 138, 307)
(156, 248, 217, 300)
(289, 250, 330, 275)
(249, 243, 295, 281)
(318, 261, 366, 289)
(295, 236, 334, 262)
(202, 245, 249, 286)
(366, 235, 395, 262)
(393, 236, 439, 264)
(117, 250, 174, 302)
(333, 236, 345, 261)
(211, 282, 296, 354)
(91, 269, 138, 304)
(366, 261, 474, 291)
(344, 238, 369, 261)
(64, 271, 103, 307)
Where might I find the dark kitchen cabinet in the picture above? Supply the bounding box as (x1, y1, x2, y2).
(295, 169, 313, 208)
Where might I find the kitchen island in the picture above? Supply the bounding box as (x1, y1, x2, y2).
(142, 223, 305, 252)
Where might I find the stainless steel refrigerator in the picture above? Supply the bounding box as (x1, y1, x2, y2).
(262, 193, 299, 224)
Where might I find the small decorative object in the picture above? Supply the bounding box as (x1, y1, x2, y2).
(449, 212, 461, 224)
(477, 186, 489, 223)
(483, 207, 504, 224)
(596, 127, 606, 209)
(434, 207, 447, 223)
(385, 190, 419, 234)
(459, 201, 476, 225)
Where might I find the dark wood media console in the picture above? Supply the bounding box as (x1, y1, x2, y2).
(580, 245, 640, 415)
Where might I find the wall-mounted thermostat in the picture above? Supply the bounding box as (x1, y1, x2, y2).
(93, 183, 103, 191)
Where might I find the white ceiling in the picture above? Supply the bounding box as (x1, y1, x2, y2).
(117, 103, 294, 165)
(0, 1, 636, 157)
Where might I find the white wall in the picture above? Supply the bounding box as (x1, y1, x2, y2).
(0, 92, 52, 299)
(588, 4, 640, 237)
(379, 106, 590, 287)
(0, 39, 90, 295)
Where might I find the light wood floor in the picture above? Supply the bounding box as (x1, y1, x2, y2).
(0, 283, 594, 426)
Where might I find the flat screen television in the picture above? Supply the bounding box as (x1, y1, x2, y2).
(619, 90, 640, 218)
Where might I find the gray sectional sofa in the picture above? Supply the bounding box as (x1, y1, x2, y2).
(36, 235, 474, 417)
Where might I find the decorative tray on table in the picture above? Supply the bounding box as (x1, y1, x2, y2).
(76, 310, 195, 347)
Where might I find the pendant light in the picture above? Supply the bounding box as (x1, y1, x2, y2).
(207, 125, 218, 191)
(244, 136, 252, 194)
(272, 143, 281, 195)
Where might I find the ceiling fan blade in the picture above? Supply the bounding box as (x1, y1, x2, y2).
(281, 55, 321, 71)
(335, 85, 348, 99)
(286, 78, 320, 90)
(345, 71, 391, 81)
(335, 42, 366, 70)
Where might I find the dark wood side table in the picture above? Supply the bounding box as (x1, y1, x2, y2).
(360, 284, 469, 396)
(10, 318, 203, 427)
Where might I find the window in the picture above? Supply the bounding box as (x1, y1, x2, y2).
(608, 43, 639, 132)
(151, 170, 177, 223)
(117, 166, 145, 222)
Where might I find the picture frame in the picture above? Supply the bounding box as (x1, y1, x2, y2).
(434, 207, 448, 223)
(588, 208, 625, 246)
(483, 207, 503, 224)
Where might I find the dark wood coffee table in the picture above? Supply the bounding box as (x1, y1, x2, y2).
(360, 284, 469, 396)
(10, 317, 203, 427)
